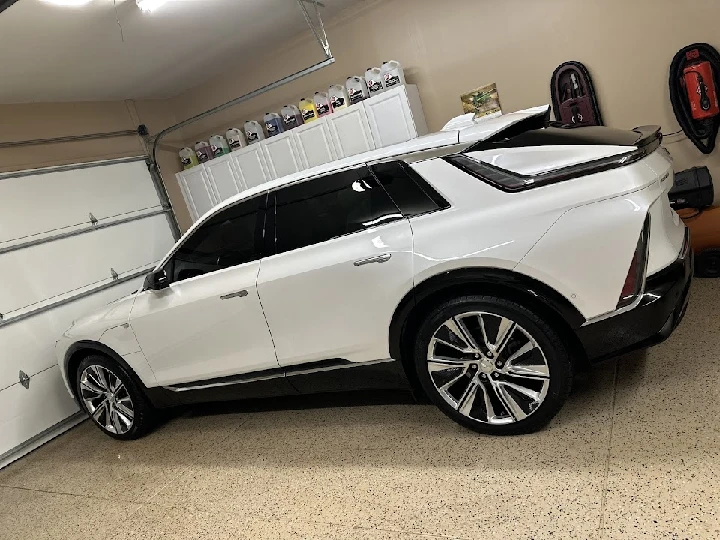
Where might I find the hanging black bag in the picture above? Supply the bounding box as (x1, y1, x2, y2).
(550, 61, 603, 126)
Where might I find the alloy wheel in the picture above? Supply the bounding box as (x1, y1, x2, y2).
(79, 365, 135, 435)
(426, 311, 550, 425)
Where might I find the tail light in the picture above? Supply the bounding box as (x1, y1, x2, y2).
(617, 216, 650, 308)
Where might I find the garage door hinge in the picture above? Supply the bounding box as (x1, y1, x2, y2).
(89, 213, 98, 226)
(111, 268, 119, 281)
(19, 371, 30, 389)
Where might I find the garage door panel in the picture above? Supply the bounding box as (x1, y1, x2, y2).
(0, 366, 80, 458)
(0, 214, 175, 318)
(0, 278, 144, 389)
(0, 159, 161, 247)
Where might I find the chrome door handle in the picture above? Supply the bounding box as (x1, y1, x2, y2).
(220, 290, 248, 300)
(353, 253, 392, 266)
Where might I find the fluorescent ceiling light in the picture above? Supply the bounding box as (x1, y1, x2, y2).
(39, 0, 93, 6)
(136, 0, 169, 11)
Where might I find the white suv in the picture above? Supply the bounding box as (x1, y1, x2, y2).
(56, 106, 692, 439)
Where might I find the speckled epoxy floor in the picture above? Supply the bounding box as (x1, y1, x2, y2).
(1, 279, 719, 540)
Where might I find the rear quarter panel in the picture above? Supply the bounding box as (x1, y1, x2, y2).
(410, 152, 673, 320)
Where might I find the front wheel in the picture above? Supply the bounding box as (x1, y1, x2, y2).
(75, 355, 155, 440)
(414, 295, 573, 435)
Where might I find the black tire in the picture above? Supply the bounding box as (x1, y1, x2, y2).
(413, 295, 573, 435)
(75, 354, 155, 440)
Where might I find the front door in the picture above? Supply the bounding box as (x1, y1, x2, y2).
(257, 167, 414, 368)
(130, 195, 279, 386)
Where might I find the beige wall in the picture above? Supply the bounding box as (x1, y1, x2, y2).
(170, 0, 720, 194)
(4, 0, 720, 234)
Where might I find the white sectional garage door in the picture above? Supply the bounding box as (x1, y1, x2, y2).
(0, 157, 178, 466)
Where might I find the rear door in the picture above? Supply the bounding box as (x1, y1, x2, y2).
(256, 166, 413, 368)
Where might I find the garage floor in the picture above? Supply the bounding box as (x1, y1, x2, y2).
(1, 280, 718, 540)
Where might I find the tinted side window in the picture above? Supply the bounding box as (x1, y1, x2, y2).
(371, 161, 449, 217)
(167, 195, 266, 282)
(274, 167, 402, 254)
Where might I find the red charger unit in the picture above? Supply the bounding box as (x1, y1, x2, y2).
(670, 44, 720, 154)
(683, 60, 720, 120)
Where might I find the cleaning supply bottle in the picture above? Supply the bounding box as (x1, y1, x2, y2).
(345, 76, 369, 105)
(226, 127, 246, 151)
(365, 67, 385, 95)
(280, 104, 304, 130)
(328, 84, 350, 111)
(209, 134, 230, 157)
(263, 112, 285, 137)
(194, 141, 213, 164)
(299, 97, 318, 123)
(179, 147, 199, 169)
(381, 60, 406, 89)
(243, 120, 266, 144)
(313, 91, 333, 117)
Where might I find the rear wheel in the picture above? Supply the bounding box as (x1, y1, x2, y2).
(414, 295, 573, 435)
(75, 355, 155, 440)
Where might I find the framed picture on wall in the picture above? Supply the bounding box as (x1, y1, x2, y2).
(460, 83, 502, 120)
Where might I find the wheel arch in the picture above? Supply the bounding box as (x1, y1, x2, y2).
(64, 341, 147, 401)
(389, 267, 588, 395)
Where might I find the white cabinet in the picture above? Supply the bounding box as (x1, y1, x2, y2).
(292, 119, 338, 169)
(204, 154, 245, 203)
(232, 144, 272, 190)
(326, 105, 376, 159)
(176, 166, 217, 221)
(364, 85, 428, 148)
(261, 132, 303, 180)
(176, 85, 428, 223)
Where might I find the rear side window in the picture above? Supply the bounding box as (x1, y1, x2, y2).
(166, 195, 266, 282)
(371, 161, 449, 217)
(273, 167, 403, 255)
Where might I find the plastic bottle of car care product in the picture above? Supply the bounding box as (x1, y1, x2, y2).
(194, 141, 213, 164)
(313, 91, 333, 117)
(381, 60, 406, 89)
(328, 84, 349, 111)
(179, 147, 199, 169)
(263, 112, 285, 137)
(280, 104, 304, 130)
(243, 120, 266, 144)
(365, 67, 385, 95)
(345, 76, 369, 105)
(225, 127, 246, 151)
(209, 134, 230, 158)
(299, 97, 318, 123)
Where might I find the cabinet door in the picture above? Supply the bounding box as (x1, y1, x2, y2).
(204, 154, 245, 202)
(261, 132, 303, 180)
(177, 167, 217, 222)
(233, 145, 272, 190)
(292, 119, 338, 169)
(364, 86, 417, 148)
(326, 105, 376, 159)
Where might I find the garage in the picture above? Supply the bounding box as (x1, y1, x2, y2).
(1, 0, 719, 538)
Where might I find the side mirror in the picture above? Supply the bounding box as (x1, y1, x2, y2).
(143, 269, 170, 291)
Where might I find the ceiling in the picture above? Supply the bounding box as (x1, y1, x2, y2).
(0, 0, 354, 104)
